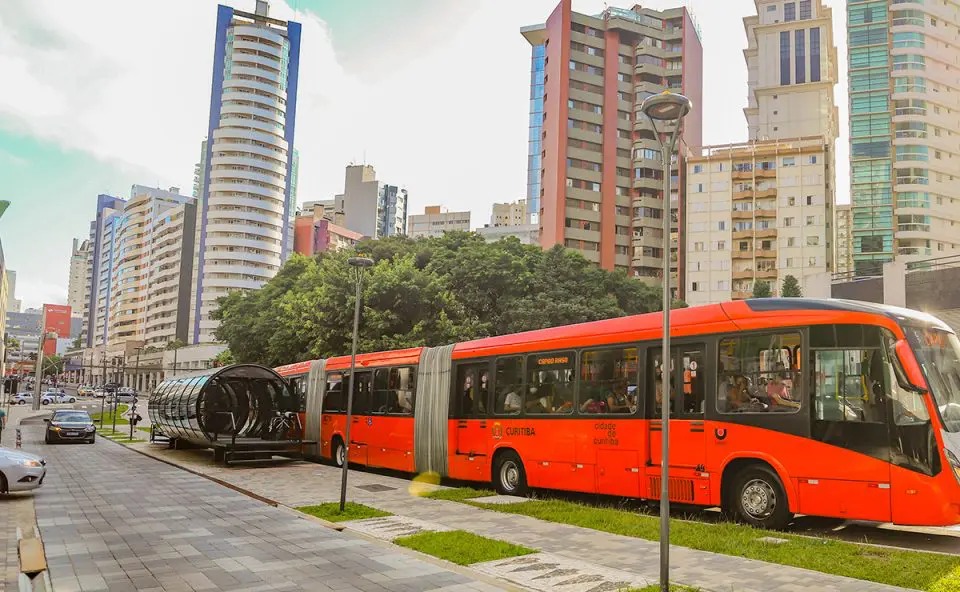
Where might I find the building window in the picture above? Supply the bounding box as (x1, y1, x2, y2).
(691, 282, 702, 292)
(718, 221, 726, 231)
(693, 164, 703, 174)
(784, 2, 796, 21)
(694, 242, 705, 252)
(808, 155, 817, 164)
(782, 157, 796, 167)
(810, 27, 820, 82)
(716, 241, 726, 251)
(806, 215, 816, 226)
(806, 195, 814, 205)
(807, 236, 819, 246)
(780, 31, 790, 86)
(799, 0, 811, 19)
(795, 29, 805, 84)
(784, 217, 794, 227)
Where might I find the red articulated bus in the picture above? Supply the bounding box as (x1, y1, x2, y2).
(276, 298, 960, 529)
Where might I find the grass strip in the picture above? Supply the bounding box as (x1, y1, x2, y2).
(91, 404, 130, 425)
(424, 488, 960, 591)
(296, 502, 391, 523)
(394, 530, 535, 566)
(626, 586, 699, 592)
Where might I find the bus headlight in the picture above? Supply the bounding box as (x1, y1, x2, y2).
(945, 449, 960, 486)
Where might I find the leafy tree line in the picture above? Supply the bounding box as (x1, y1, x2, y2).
(752, 274, 802, 299)
(214, 232, 685, 367)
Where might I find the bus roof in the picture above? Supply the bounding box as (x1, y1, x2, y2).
(324, 347, 424, 371)
(451, 298, 952, 360)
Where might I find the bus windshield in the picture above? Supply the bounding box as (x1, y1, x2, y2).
(905, 326, 960, 432)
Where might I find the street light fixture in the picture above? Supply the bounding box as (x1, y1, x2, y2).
(640, 90, 692, 592)
(339, 255, 375, 512)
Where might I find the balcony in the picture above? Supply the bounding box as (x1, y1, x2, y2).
(732, 270, 755, 280)
(732, 290, 752, 300)
(732, 170, 753, 180)
(754, 187, 777, 199)
(755, 168, 777, 179)
(732, 189, 753, 200)
(754, 228, 777, 239)
(732, 209, 753, 220)
(755, 249, 777, 258)
(732, 249, 752, 259)
(733, 230, 754, 240)
(757, 268, 778, 279)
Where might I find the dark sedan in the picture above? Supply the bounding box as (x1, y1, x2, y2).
(44, 410, 97, 444)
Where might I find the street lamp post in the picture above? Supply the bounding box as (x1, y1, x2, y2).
(99, 354, 107, 428)
(129, 347, 142, 440)
(640, 90, 692, 592)
(339, 256, 375, 512)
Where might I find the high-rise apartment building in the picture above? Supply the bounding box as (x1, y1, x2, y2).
(67, 239, 90, 318)
(847, 1, 960, 274)
(192, 1, 301, 344)
(491, 200, 528, 226)
(835, 203, 853, 277)
(5, 269, 19, 313)
(0, 240, 7, 383)
(407, 206, 471, 238)
(337, 164, 408, 239)
(85, 194, 126, 348)
(684, 0, 838, 305)
(522, 1, 703, 297)
(106, 186, 196, 348)
(379, 184, 408, 238)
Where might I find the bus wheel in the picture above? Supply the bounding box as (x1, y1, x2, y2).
(494, 451, 527, 496)
(333, 438, 346, 468)
(731, 466, 792, 530)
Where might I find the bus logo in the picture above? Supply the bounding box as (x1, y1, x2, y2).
(492, 422, 503, 440)
(715, 428, 727, 441)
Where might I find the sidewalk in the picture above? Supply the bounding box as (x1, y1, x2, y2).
(124, 442, 915, 592)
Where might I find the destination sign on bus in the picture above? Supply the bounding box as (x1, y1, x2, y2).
(537, 355, 570, 366)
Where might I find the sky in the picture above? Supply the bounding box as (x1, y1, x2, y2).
(0, 0, 848, 311)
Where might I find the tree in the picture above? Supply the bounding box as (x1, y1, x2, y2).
(71, 335, 83, 349)
(213, 233, 667, 366)
(781, 275, 802, 297)
(166, 339, 186, 350)
(42, 355, 64, 377)
(213, 349, 236, 367)
(752, 280, 772, 298)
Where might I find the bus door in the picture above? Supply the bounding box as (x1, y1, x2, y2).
(345, 371, 373, 466)
(806, 338, 892, 522)
(646, 344, 708, 495)
(452, 362, 491, 477)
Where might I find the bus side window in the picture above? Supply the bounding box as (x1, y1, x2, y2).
(718, 333, 801, 414)
(526, 352, 575, 415)
(494, 357, 523, 415)
(393, 367, 415, 415)
(456, 363, 488, 418)
(323, 372, 344, 413)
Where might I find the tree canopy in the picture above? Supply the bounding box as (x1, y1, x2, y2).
(752, 280, 772, 298)
(781, 274, 802, 297)
(214, 232, 679, 367)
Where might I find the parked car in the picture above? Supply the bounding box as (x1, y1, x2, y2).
(93, 389, 106, 398)
(0, 446, 46, 493)
(8, 393, 33, 405)
(44, 410, 96, 444)
(77, 385, 94, 396)
(114, 391, 138, 404)
(41, 392, 77, 405)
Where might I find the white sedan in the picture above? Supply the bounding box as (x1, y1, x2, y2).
(41, 392, 77, 405)
(0, 447, 46, 493)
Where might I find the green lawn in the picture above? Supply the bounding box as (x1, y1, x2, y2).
(296, 502, 392, 523)
(626, 586, 699, 592)
(91, 404, 130, 425)
(393, 530, 535, 566)
(424, 488, 960, 591)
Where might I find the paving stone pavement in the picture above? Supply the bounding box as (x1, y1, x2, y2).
(124, 442, 920, 592)
(3, 427, 512, 592)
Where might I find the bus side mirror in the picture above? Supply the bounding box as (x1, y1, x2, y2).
(895, 339, 928, 393)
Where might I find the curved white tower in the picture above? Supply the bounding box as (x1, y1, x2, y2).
(193, 2, 301, 343)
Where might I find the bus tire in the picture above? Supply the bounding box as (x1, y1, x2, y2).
(332, 437, 346, 468)
(731, 466, 792, 530)
(493, 451, 527, 497)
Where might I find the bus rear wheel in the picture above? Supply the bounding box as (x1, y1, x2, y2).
(332, 438, 346, 468)
(730, 466, 792, 530)
(494, 451, 527, 497)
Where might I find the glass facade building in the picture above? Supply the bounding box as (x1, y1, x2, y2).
(848, 0, 893, 275)
(526, 43, 545, 224)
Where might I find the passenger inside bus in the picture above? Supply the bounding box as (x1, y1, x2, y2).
(462, 374, 485, 415)
(607, 380, 633, 413)
(765, 372, 800, 409)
